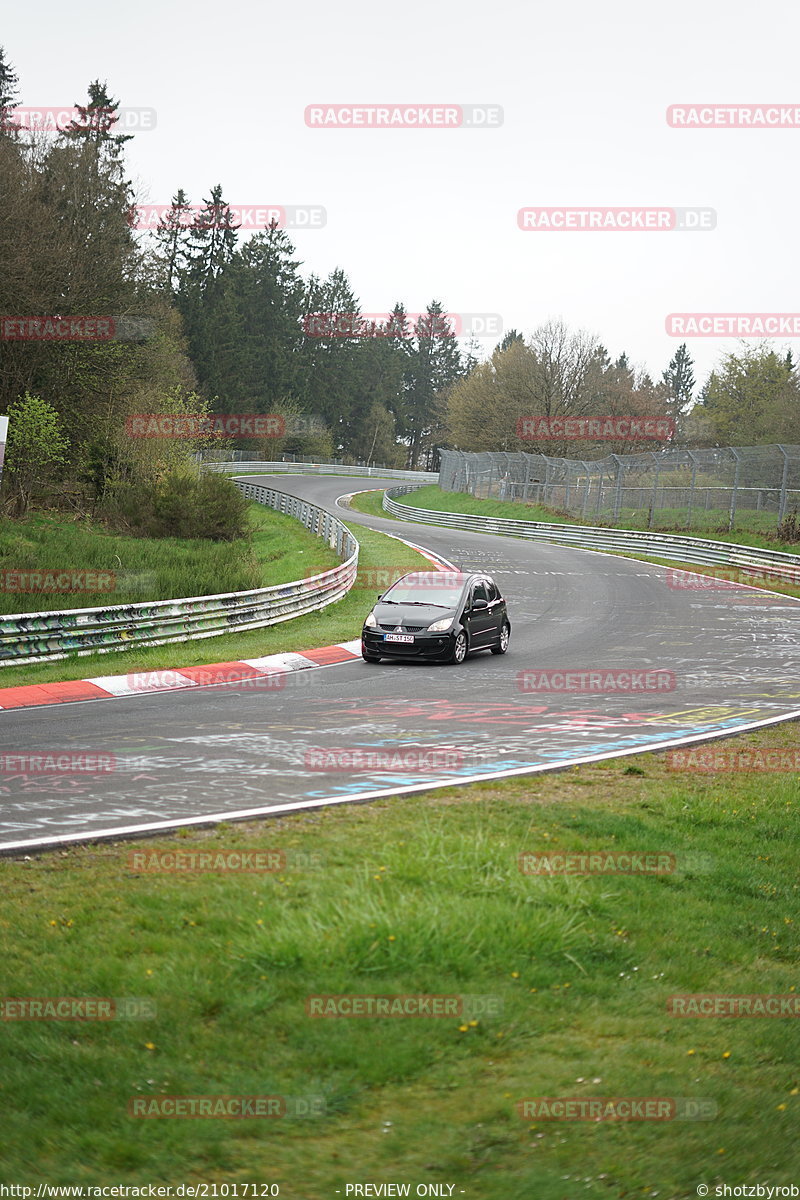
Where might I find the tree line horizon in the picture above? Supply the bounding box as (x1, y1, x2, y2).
(1, 50, 797, 495)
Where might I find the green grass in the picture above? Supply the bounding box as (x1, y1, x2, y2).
(371, 485, 800, 552)
(1, 723, 799, 1192)
(0, 522, 426, 688)
(0, 506, 339, 614)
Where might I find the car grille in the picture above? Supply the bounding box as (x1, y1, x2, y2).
(379, 624, 425, 633)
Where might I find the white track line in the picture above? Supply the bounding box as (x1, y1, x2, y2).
(3, 706, 799, 854)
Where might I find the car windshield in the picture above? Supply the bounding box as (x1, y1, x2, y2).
(380, 584, 463, 607)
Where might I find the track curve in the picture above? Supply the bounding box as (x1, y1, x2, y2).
(1, 473, 799, 852)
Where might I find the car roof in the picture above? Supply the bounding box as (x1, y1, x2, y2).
(391, 571, 491, 586)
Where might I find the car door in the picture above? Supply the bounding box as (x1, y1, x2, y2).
(464, 578, 495, 648)
(485, 577, 506, 642)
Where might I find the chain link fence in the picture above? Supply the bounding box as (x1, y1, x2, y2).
(438, 446, 800, 532)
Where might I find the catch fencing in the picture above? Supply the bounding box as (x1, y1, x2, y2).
(0, 483, 358, 667)
(438, 446, 800, 531)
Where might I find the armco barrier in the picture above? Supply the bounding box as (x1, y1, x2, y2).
(382, 487, 800, 584)
(205, 460, 438, 483)
(0, 484, 358, 666)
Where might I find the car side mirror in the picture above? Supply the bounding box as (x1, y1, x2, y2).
(377, 593, 384, 601)
(472, 598, 488, 610)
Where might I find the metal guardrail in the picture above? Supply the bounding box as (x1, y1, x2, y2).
(205, 460, 438, 482)
(0, 483, 359, 666)
(383, 486, 800, 584)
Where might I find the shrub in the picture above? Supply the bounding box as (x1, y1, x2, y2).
(105, 468, 251, 541)
(776, 511, 800, 543)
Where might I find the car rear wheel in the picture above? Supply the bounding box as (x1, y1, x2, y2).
(491, 622, 510, 655)
(448, 631, 468, 664)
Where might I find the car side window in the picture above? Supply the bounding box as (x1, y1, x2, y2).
(486, 580, 500, 603)
(471, 581, 488, 606)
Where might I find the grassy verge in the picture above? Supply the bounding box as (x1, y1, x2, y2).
(350, 489, 800, 601)
(0, 506, 339, 614)
(1, 722, 798, 1192)
(375, 485, 800, 553)
(0, 522, 427, 688)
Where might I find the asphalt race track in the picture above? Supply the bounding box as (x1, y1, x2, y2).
(1, 473, 799, 852)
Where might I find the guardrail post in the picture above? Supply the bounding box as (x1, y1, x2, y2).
(728, 448, 741, 532)
(686, 451, 698, 529)
(648, 452, 660, 530)
(610, 455, 623, 522)
(522, 454, 532, 503)
(778, 445, 790, 524)
(580, 461, 591, 519)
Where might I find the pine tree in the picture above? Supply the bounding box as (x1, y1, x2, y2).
(297, 267, 365, 450)
(497, 329, 524, 353)
(662, 343, 696, 417)
(199, 224, 306, 413)
(62, 81, 133, 154)
(185, 184, 240, 286)
(404, 301, 463, 468)
(0, 45, 20, 137)
(153, 189, 193, 292)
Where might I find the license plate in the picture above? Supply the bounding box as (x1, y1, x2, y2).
(384, 633, 414, 643)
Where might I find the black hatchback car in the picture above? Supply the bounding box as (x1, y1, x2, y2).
(361, 571, 511, 665)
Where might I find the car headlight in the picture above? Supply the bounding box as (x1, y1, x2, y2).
(364, 611, 377, 628)
(427, 617, 454, 632)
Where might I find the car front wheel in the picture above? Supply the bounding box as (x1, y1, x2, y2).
(362, 648, 382, 663)
(448, 631, 468, 664)
(491, 622, 510, 655)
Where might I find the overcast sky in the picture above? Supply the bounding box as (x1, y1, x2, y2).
(6, 0, 799, 386)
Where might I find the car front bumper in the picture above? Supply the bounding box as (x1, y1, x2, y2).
(361, 628, 456, 660)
